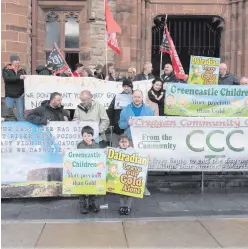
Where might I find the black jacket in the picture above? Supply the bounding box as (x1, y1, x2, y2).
(1, 102, 17, 121)
(148, 88, 165, 116)
(2, 65, 26, 98)
(26, 100, 70, 125)
(108, 75, 121, 82)
(218, 73, 240, 85)
(77, 140, 100, 149)
(94, 72, 104, 80)
(107, 92, 129, 135)
(35, 66, 52, 75)
(134, 73, 155, 81)
(161, 72, 185, 83)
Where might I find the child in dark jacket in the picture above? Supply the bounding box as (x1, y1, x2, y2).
(77, 126, 100, 214)
(118, 135, 133, 215)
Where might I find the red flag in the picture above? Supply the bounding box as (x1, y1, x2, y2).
(160, 25, 186, 81)
(105, 0, 121, 33)
(105, 0, 122, 54)
(107, 33, 121, 55)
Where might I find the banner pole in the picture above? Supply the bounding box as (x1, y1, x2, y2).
(160, 52, 163, 77)
(104, 0, 108, 79)
(160, 15, 168, 77)
(68, 67, 74, 77)
(201, 172, 204, 194)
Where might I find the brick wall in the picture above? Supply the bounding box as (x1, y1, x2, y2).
(1, 0, 248, 96)
(1, 0, 31, 96)
(114, 0, 248, 77)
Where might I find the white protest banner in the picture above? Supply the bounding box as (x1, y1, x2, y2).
(131, 117, 248, 171)
(24, 76, 152, 110)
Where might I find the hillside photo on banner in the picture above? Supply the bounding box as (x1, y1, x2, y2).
(1, 121, 99, 198)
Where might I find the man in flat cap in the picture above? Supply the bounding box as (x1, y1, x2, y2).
(2, 54, 26, 121)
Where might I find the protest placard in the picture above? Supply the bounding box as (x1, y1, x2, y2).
(1, 121, 99, 198)
(188, 56, 220, 84)
(63, 149, 106, 195)
(24, 76, 152, 110)
(114, 94, 132, 109)
(131, 116, 248, 171)
(106, 147, 149, 198)
(165, 83, 248, 117)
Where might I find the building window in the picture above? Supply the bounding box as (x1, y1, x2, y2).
(65, 13, 79, 49)
(45, 11, 80, 70)
(45, 11, 61, 48)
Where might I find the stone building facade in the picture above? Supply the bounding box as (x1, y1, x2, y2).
(1, 0, 248, 95)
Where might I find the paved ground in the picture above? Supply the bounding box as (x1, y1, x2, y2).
(2, 187, 248, 220)
(2, 218, 248, 248)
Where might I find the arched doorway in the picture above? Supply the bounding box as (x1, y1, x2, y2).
(152, 15, 224, 77)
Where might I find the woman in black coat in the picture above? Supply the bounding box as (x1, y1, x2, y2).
(148, 78, 165, 116)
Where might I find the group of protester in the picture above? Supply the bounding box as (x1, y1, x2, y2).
(1, 54, 248, 215)
(3, 54, 248, 123)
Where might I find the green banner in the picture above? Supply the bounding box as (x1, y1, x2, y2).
(165, 83, 248, 117)
(106, 147, 149, 198)
(188, 56, 220, 85)
(63, 149, 106, 195)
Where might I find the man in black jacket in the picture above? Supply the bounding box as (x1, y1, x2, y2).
(107, 79, 133, 147)
(134, 62, 155, 81)
(2, 55, 26, 121)
(161, 63, 185, 84)
(26, 92, 70, 125)
(219, 63, 240, 85)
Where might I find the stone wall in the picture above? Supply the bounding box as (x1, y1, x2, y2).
(1, 0, 31, 96)
(36, 6, 46, 68)
(88, 0, 116, 68)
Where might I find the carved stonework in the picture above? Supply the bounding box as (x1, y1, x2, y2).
(45, 11, 60, 22)
(65, 12, 80, 23)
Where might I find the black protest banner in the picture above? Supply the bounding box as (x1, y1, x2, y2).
(47, 43, 69, 74)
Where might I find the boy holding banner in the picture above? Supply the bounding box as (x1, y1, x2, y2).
(77, 126, 100, 214)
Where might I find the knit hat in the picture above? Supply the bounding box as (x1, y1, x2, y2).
(10, 54, 20, 63)
(122, 78, 133, 89)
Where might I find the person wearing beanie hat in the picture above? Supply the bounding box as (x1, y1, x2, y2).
(2, 54, 26, 121)
(122, 78, 133, 89)
(35, 62, 55, 75)
(10, 55, 20, 63)
(107, 78, 133, 147)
